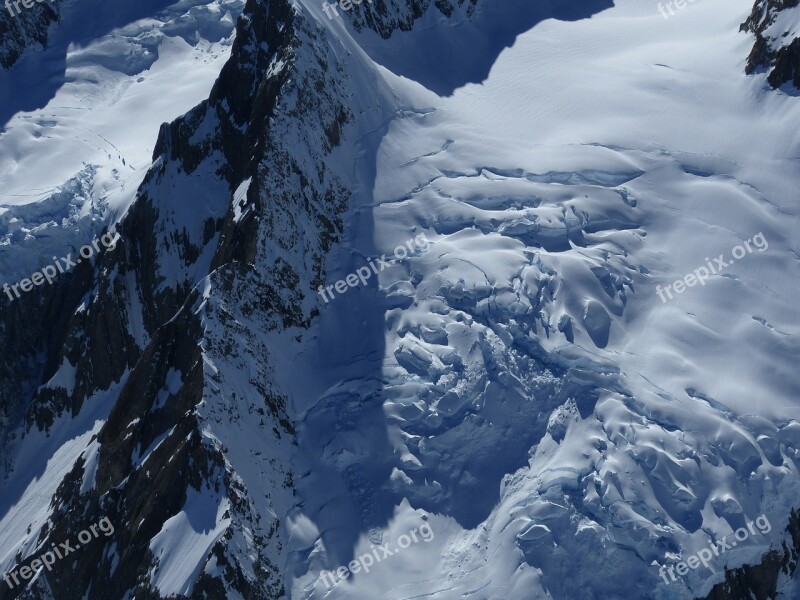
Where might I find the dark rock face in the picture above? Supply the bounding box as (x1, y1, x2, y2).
(701, 508, 800, 600)
(0, 0, 388, 594)
(0, 255, 101, 469)
(348, 0, 478, 38)
(741, 0, 800, 88)
(768, 37, 800, 88)
(0, 0, 61, 69)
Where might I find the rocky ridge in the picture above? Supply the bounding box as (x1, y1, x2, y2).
(742, 0, 800, 88)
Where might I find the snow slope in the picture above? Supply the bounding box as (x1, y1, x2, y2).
(0, 0, 243, 284)
(0, 0, 798, 598)
(287, 0, 800, 598)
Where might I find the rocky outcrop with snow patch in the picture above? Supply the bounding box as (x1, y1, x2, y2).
(742, 0, 800, 88)
(0, 0, 60, 69)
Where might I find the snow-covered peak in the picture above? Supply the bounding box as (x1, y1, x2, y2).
(0, 0, 799, 598)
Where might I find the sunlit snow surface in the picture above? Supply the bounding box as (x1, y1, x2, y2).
(0, 0, 242, 283)
(288, 0, 800, 598)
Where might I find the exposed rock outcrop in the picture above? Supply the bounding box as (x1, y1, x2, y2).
(741, 0, 800, 88)
(702, 509, 800, 600)
(0, 0, 60, 69)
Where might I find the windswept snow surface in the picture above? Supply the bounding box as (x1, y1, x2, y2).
(288, 0, 800, 598)
(0, 0, 243, 284)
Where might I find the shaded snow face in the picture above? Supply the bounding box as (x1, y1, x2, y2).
(2, 229, 119, 301)
(346, 0, 614, 95)
(319, 521, 436, 589)
(319, 233, 430, 303)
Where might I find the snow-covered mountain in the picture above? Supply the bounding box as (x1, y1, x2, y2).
(1, 0, 799, 599)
